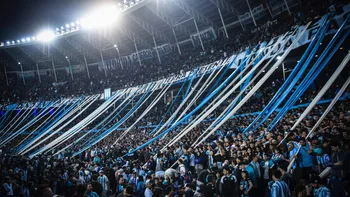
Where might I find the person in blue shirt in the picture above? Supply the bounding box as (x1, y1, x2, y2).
(296, 138, 314, 179)
(239, 171, 253, 197)
(86, 183, 99, 197)
(311, 176, 330, 197)
(270, 171, 290, 197)
(136, 176, 145, 197)
(243, 160, 257, 192)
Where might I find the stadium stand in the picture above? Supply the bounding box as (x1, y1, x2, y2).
(0, 0, 350, 197)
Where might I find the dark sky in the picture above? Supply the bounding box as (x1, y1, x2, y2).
(0, 0, 114, 42)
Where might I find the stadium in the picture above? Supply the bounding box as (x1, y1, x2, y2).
(0, 0, 349, 196)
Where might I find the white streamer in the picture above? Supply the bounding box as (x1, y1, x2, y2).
(195, 23, 310, 147)
(114, 83, 171, 145)
(19, 95, 98, 155)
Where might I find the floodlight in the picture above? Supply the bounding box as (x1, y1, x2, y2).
(56, 28, 59, 31)
(66, 24, 70, 28)
(17, 40, 20, 43)
(6, 41, 10, 45)
(32, 37, 36, 40)
(37, 30, 55, 42)
(12, 41, 15, 44)
(276, 56, 281, 60)
(76, 20, 80, 25)
(18, 62, 21, 65)
(26, 37, 31, 42)
(61, 26, 64, 29)
(81, 5, 120, 29)
(71, 22, 75, 26)
(65, 56, 68, 59)
(114, 44, 117, 48)
(21, 38, 26, 42)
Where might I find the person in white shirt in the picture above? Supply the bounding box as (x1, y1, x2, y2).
(144, 180, 153, 197)
(97, 171, 109, 197)
(164, 168, 178, 183)
(178, 159, 186, 177)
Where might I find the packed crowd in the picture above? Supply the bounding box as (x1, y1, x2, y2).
(0, 88, 349, 197)
(1, 1, 350, 197)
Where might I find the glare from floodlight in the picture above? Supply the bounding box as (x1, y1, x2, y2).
(17, 40, 20, 43)
(61, 26, 64, 29)
(32, 37, 36, 40)
(114, 44, 117, 48)
(76, 20, 80, 25)
(276, 56, 282, 60)
(6, 41, 10, 45)
(66, 24, 70, 28)
(26, 37, 31, 42)
(71, 22, 75, 26)
(65, 56, 68, 59)
(56, 28, 59, 31)
(21, 38, 26, 42)
(18, 62, 21, 65)
(37, 30, 55, 42)
(12, 41, 15, 44)
(81, 5, 120, 29)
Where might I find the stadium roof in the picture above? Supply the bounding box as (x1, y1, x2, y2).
(0, 0, 271, 72)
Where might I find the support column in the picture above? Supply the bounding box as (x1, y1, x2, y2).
(134, 42, 142, 66)
(99, 51, 107, 77)
(36, 63, 41, 83)
(66, 57, 74, 80)
(51, 60, 57, 82)
(284, 0, 291, 15)
(19, 62, 25, 85)
(153, 36, 161, 63)
(246, 0, 257, 26)
(218, 8, 229, 38)
(282, 63, 286, 81)
(3, 65, 8, 86)
(193, 19, 205, 51)
(172, 27, 182, 55)
(83, 55, 90, 79)
(266, 2, 274, 18)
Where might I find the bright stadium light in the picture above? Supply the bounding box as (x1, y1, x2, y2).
(71, 22, 75, 26)
(81, 4, 120, 29)
(17, 40, 20, 43)
(37, 30, 55, 42)
(11, 41, 15, 44)
(66, 24, 70, 28)
(21, 38, 26, 42)
(26, 37, 31, 42)
(6, 41, 10, 45)
(32, 36, 36, 40)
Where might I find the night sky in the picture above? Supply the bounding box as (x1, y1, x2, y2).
(0, 0, 114, 42)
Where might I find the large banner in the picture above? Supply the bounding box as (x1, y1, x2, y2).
(139, 5, 350, 89)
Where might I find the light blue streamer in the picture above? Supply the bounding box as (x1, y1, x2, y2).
(242, 13, 333, 134)
(123, 49, 255, 157)
(71, 83, 155, 157)
(78, 89, 144, 147)
(268, 16, 350, 130)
